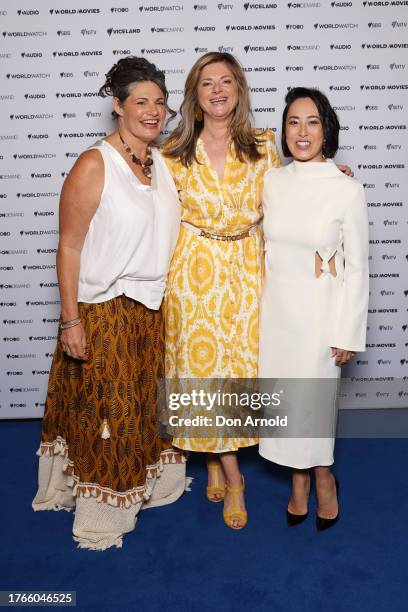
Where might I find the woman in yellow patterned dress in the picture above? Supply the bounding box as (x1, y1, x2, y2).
(163, 52, 280, 529)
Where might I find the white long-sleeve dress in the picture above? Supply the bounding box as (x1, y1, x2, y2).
(258, 159, 369, 469)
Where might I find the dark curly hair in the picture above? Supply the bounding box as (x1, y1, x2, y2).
(281, 87, 340, 159)
(99, 56, 176, 121)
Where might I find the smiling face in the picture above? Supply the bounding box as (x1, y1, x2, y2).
(113, 80, 166, 143)
(285, 97, 325, 162)
(196, 61, 238, 122)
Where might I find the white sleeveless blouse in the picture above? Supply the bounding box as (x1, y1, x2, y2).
(77, 140, 180, 310)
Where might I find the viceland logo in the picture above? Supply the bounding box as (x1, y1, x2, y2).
(107, 27, 141, 36)
(244, 2, 277, 7)
(244, 44, 277, 53)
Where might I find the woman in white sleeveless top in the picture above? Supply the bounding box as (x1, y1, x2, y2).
(259, 88, 369, 531)
(33, 57, 186, 550)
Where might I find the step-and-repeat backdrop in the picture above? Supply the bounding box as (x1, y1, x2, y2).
(1, 1, 407, 417)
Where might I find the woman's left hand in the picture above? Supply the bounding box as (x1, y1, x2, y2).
(337, 164, 353, 177)
(331, 347, 355, 365)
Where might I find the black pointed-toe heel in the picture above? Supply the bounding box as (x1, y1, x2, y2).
(287, 510, 309, 526)
(287, 472, 311, 526)
(316, 478, 340, 532)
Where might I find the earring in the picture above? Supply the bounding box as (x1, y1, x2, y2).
(195, 107, 203, 122)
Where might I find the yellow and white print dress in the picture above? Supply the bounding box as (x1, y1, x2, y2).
(164, 130, 280, 452)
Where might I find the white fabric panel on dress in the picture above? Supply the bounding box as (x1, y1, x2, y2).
(258, 159, 369, 469)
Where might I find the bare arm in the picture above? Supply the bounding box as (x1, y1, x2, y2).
(57, 149, 104, 359)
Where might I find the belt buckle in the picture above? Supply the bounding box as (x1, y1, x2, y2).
(199, 228, 251, 241)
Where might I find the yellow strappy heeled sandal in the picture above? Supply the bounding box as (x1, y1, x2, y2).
(206, 461, 227, 503)
(223, 475, 247, 530)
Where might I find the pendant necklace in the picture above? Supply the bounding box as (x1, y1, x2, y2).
(118, 132, 153, 178)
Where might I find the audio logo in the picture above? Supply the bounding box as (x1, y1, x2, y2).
(20, 52, 43, 58)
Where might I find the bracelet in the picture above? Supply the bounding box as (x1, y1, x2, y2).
(60, 317, 81, 330)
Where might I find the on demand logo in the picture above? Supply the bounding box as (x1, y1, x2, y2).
(287, 2, 321, 6)
(151, 26, 184, 32)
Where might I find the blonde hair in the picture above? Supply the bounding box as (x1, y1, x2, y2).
(163, 52, 264, 166)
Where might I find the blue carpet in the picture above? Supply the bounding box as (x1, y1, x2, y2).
(1, 421, 407, 612)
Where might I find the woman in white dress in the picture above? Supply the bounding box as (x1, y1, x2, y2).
(259, 88, 369, 530)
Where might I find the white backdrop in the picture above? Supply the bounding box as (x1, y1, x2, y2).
(1, 0, 407, 417)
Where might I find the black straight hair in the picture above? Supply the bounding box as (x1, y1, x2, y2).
(281, 87, 340, 158)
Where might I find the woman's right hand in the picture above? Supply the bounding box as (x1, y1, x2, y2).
(61, 324, 88, 360)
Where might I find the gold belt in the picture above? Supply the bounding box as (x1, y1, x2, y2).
(182, 221, 260, 242)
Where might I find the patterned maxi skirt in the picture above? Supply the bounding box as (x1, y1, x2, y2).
(32, 295, 186, 550)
